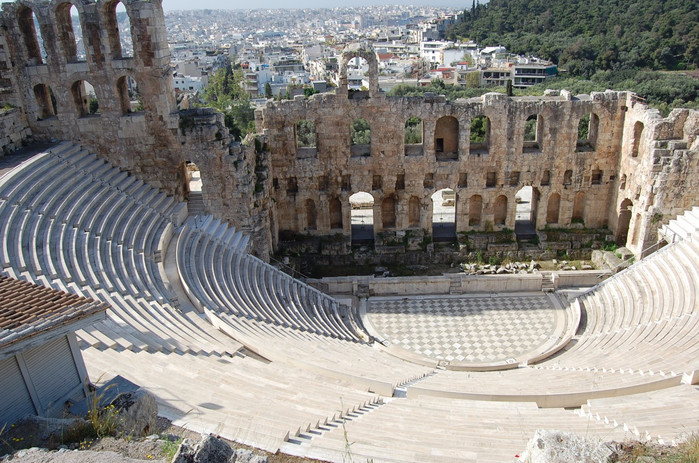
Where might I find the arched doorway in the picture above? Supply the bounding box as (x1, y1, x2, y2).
(329, 197, 343, 230)
(305, 199, 317, 231)
(572, 191, 586, 224)
(515, 186, 538, 239)
(382, 195, 397, 229)
(546, 193, 560, 224)
(408, 196, 421, 228)
(431, 189, 456, 242)
(350, 192, 374, 245)
(617, 199, 633, 245)
(469, 195, 482, 226)
(494, 195, 508, 226)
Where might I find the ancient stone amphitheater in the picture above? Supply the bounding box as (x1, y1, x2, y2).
(0, 1, 698, 462)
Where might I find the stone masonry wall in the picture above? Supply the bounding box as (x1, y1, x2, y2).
(616, 96, 699, 255)
(260, 90, 626, 240)
(1, 1, 696, 262)
(0, 109, 32, 156)
(0, 0, 273, 258)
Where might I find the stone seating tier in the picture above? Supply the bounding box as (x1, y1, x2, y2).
(1, 143, 697, 462)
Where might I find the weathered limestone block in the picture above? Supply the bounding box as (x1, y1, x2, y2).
(172, 434, 233, 463)
(110, 388, 157, 438)
(519, 429, 613, 463)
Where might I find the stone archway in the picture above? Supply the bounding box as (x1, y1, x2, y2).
(616, 199, 633, 245)
(349, 192, 374, 245)
(338, 44, 379, 97)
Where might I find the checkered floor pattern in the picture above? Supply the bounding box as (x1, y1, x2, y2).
(367, 295, 557, 364)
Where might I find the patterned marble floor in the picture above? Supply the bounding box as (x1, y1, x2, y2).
(366, 293, 562, 365)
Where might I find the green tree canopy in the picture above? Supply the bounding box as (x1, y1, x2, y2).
(201, 65, 255, 141)
(448, 0, 698, 76)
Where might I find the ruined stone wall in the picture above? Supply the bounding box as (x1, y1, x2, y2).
(180, 109, 274, 259)
(260, 89, 626, 245)
(615, 96, 699, 255)
(0, 0, 183, 193)
(0, 109, 32, 156)
(0, 0, 273, 258)
(2, 2, 696, 262)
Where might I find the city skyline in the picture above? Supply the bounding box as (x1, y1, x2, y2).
(162, 0, 468, 11)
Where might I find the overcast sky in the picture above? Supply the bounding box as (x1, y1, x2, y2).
(161, 0, 468, 10)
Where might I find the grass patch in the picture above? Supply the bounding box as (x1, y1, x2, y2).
(611, 434, 699, 462)
(161, 436, 184, 460)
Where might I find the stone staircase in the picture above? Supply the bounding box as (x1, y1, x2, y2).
(187, 190, 205, 215)
(541, 271, 555, 292)
(659, 206, 699, 244)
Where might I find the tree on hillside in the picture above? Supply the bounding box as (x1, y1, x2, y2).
(447, 0, 698, 75)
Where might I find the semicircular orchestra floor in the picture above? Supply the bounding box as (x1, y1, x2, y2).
(365, 292, 571, 368)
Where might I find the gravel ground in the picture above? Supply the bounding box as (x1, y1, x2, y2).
(0, 417, 323, 463)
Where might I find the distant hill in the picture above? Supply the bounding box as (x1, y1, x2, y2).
(448, 0, 698, 76)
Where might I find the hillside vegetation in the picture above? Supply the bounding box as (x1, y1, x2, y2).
(448, 0, 698, 77)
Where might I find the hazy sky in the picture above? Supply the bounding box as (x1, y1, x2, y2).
(161, 0, 468, 10)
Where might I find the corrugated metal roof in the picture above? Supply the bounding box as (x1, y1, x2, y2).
(0, 276, 108, 349)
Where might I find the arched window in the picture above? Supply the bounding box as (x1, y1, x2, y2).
(105, 1, 132, 59)
(523, 114, 542, 152)
(381, 196, 397, 229)
(434, 116, 458, 160)
(17, 6, 44, 65)
(572, 191, 586, 224)
(404, 117, 423, 156)
(33, 84, 56, 120)
(350, 118, 370, 157)
(116, 76, 142, 114)
(408, 196, 420, 228)
(329, 197, 343, 230)
(540, 170, 551, 186)
(631, 121, 644, 158)
(563, 170, 573, 186)
(296, 119, 317, 158)
(469, 195, 482, 226)
(305, 199, 317, 230)
(577, 113, 599, 151)
(546, 193, 560, 224)
(619, 174, 627, 190)
(296, 119, 316, 148)
(494, 195, 508, 226)
(55, 3, 83, 63)
(470, 115, 490, 154)
(71, 80, 99, 117)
